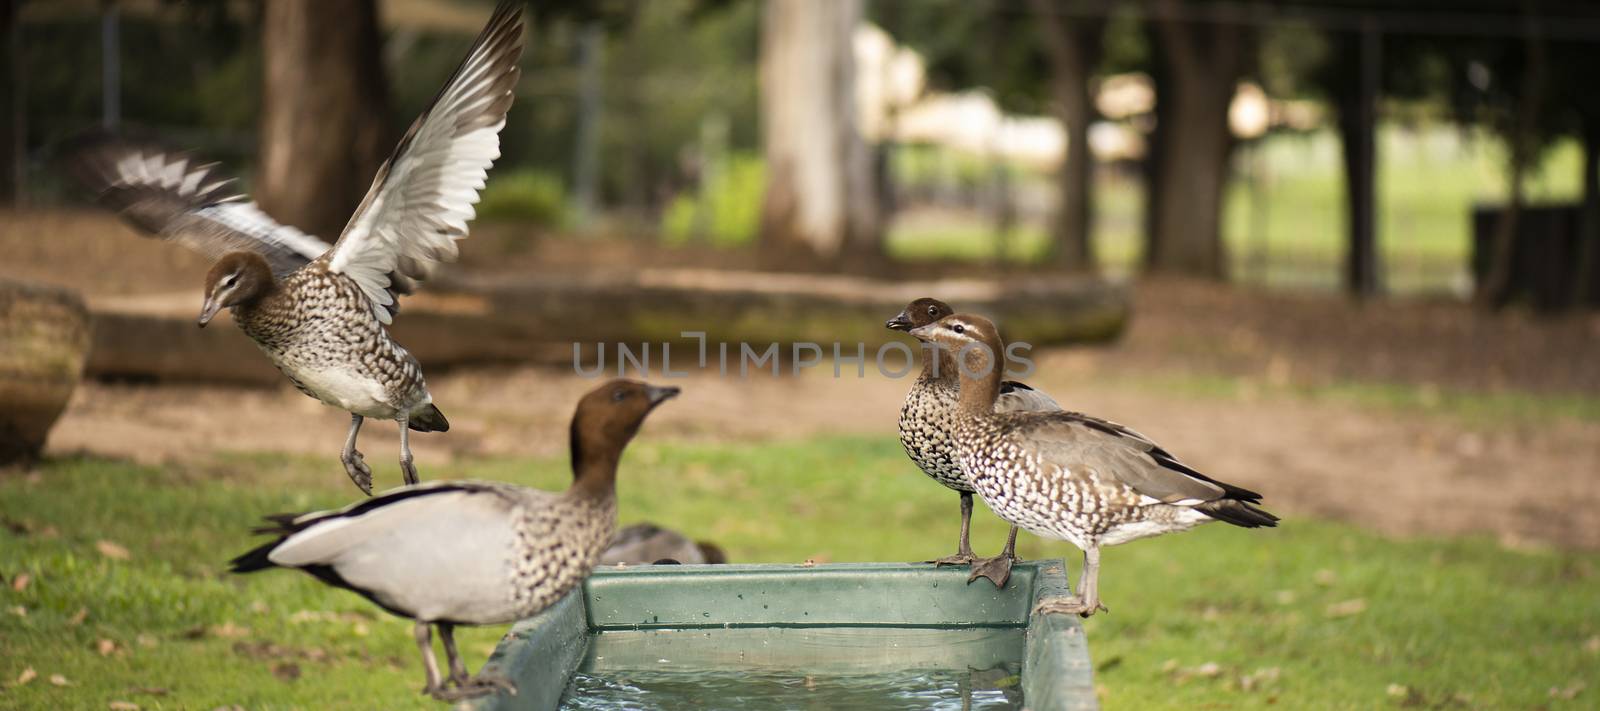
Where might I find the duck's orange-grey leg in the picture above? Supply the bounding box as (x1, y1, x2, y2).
(415, 621, 444, 698)
(434, 622, 517, 701)
(928, 491, 978, 566)
(398, 418, 419, 485)
(340, 414, 373, 495)
(1032, 545, 1109, 618)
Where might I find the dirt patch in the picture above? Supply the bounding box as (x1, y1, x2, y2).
(10, 208, 1600, 548)
(45, 352, 1600, 549)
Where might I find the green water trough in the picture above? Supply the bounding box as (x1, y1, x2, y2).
(468, 561, 1097, 710)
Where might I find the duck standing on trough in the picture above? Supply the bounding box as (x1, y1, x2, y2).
(67, 2, 525, 494)
(230, 379, 680, 701)
(907, 314, 1278, 617)
(887, 298, 1061, 588)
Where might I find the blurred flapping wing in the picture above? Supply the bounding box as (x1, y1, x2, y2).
(67, 136, 332, 278)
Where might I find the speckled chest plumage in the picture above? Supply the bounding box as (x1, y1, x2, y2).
(954, 415, 1182, 550)
(507, 492, 616, 618)
(233, 266, 428, 419)
(897, 359, 971, 494)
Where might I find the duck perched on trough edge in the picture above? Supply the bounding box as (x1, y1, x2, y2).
(887, 298, 1063, 588)
(66, 1, 524, 494)
(908, 314, 1278, 617)
(230, 379, 680, 701)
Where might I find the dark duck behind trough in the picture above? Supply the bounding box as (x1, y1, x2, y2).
(230, 379, 680, 702)
(887, 298, 1064, 588)
(66, 1, 525, 494)
(907, 313, 1278, 617)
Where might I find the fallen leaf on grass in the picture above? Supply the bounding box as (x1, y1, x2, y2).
(68, 608, 89, 626)
(15, 667, 37, 686)
(1193, 662, 1222, 678)
(9, 605, 25, 617)
(1584, 636, 1600, 654)
(212, 621, 250, 638)
(96, 541, 131, 560)
(125, 687, 169, 696)
(1325, 598, 1367, 618)
(97, 639, 117, 656)
(271, 662, 301, 682)
(135, 634, 157, 648)
(1313, 569, 1338, 586)
(1239, 667, 1281, 692)
(49, 673, 70, 686)
(1386, 683, 1409, 698)
(10, 573, 29, 591)
(108, 702, 141, 711)
(1550, 681, 1586, 700)
(184, 622, 251, 640)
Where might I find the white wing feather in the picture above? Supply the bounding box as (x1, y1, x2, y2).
(325, 2, 523, 323)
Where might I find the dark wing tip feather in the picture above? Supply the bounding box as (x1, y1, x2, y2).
(228, 538, 285, 573)
(1195, 499, 1281, 528)
(999, 380, 1035, 393)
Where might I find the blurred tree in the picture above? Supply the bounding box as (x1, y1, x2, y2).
(873, 0, 1105, 269)
(1028, 0, 1104, 270)
(257, 0, 391, 238)
(1144, 0, 1254, 279)
(1, 0, 19, 204)
(758, 0, 880, 265)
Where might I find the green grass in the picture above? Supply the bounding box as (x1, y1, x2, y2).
(3, 439, 1597, 709)
(1110, 372, 1600, 427)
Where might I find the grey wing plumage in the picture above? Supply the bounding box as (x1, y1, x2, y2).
(65, 135, 331, 278)
(325, 1, 524, 324)
(1024, 413, 1259, 506)
(996, 380, 1062, 413)
(232, 480, 540, 623)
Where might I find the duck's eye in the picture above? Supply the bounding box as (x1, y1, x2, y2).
(612, 390, 628, 402)
(952, 324, 966, 334)
(927, 306, 938, 316)
(223, 274, 237, 287)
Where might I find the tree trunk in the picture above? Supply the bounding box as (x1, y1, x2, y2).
(257, 0, 392, 239)
(0, 0, 20, 205)
(758, 0, 880, 266)
(1572, 119, 1600, 309)
(1336, 22, 1382, 298)
(1145, 5, 1249, 279)
(1476, 25, 1547, 308)
(1030, 0, 1102, 271)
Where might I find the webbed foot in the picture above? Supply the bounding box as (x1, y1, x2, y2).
(1032, 595, 1108, 618)
(342, 450, 374, 496)
(429, 675, 517, 701)
(967, 554, 1014, 589)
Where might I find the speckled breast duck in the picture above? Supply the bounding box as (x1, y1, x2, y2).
(230, 379, 680, 701)
(887, 298, 1062, 588)
(909, 313, 1278, 617)
(67, 2, 525, 494)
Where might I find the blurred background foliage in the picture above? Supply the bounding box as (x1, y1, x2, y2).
(5, 0, 1600, 305)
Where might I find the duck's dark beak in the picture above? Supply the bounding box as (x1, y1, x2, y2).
(197, 295, 223, 327)
(645, 385, 681, 406)
(885, 310, 914, 331)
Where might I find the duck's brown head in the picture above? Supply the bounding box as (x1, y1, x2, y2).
(199, 251, 275, 327)
(885, 297, 954, 332)
(569, 380, 680, 490)
(908, 313, 1005, 375)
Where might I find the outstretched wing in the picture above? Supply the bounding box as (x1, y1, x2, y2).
(67, 135, 331, 278)
(324, 1, 523, 324)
